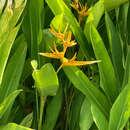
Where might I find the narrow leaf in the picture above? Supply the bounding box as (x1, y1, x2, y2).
(43, 87, 62, 130)
(122, 47, 130, 88)
(79, 98, 93, 130)
(91, 104, 108, 130)
(20, 112, 33, 128)
(0, 123, 33, 130)
(105, 12, 124, 85)
(0, 90, 22, 118)
(0, 24, 21, 85)
(90, 24, 119, 103)
(84, 1, 104, 42)
(0, 37, 27, 102)
(109, 83, 130, 130)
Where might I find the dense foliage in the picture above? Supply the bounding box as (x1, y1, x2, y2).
(0, 0, 129, 130)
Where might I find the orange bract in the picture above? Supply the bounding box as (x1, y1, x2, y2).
(71, 0, 91, 24)
(39, 43, 64, 60)
(39, 25, 100, 72)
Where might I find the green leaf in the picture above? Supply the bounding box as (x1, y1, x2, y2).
(122, 47, 130, 88)
(117, 3, 129, 42)
(0, 24, 21, 85)
(0, 0, 6, 15)
(79, 98, 93, 130)
(90, 24, 119, 103)
(0, 90, 22, 118)
(32, 63, 59, 97)
(20, 112, 33, 128)
(108, 83, 130, 130)
(63, 66, 111, 119)
(46, 0, 93, 58)
(0, 1, 13, 36)
(0, 0, 26, 37)
(0, 37, 27, 102)
(43, 87, 62, 130)
(22, 0, 43, 65)
(105, 12, 124, 85)
(84, 1, 104, 42)
(0, 0, 26, 85)
(70, 90, 84, 130)
(101, 0, 128, 10)
(0, 123, 33, 130)
(91, 104, 108, 130)
(8, 0, 27, 29)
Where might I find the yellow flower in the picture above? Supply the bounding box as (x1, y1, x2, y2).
(39, 25, 100, 72)
(71, 0, 91, 24)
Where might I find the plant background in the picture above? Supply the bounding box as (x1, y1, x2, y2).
(0, 0, 129, 130)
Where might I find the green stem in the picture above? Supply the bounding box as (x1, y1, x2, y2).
(38, 96, 46, 130)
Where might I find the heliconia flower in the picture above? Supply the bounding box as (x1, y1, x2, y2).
(49, 25, 77, 52)
(39, 24, 101, 73)
(71, 0, 91, 24)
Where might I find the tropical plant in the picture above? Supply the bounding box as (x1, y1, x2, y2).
(0, 0, 129, 130)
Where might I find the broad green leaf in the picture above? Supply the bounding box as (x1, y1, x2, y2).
(79, 98, 93, 130)
(105, 12, 124, 85)
(63, 66, 111, 119)
(22, 0, 43, 66)
(84, 1, 104, 42)
(70, 90, 84, 130)
(32, 63, 59, 97)
(20, 112, 33, 128)
(122, 47, 130, 88)
(46, 0, 93, 58)
(0, 37, 27, 102)
(90, 24, 119, 103)
(0, 123, 33, 130)
(91, 104, 108, 130)
(109, 83, 130, 130)
(0, 24, 21, 85)
(43, 87, 62, 130)
(0, 90, 22, 118)
(101, 0, 128, 10)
